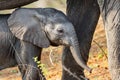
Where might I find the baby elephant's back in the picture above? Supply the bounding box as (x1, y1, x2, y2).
(0, 14, 11, 32)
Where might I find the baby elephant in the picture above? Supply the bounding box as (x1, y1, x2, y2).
(0, 8, 91, 80)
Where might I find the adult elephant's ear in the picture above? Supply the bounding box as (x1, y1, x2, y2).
(8, 8, 50, 48)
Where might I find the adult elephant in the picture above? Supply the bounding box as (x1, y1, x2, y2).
(62, 0, 100, 80)
(0, 0, 119, 80)
(64, 0, 120, 80)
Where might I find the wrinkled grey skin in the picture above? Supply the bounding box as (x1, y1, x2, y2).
(63, 0, 120, 80)
(62, 0, 100, 80)
(0, 14, 45, 80)
(101, 0, 120, 80)
(0, 8, 91, 80)
(0, 0, 119, 80)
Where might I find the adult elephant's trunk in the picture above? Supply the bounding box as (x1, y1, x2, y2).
(69, 35, 92, 73)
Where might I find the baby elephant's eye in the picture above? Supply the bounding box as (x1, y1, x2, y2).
(57, 28, 64, 33)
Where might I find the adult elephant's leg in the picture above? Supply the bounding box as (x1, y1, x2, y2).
(15, 41, 45, 80)
(101, 0, 120, 80)
(62, 0, 100, 80)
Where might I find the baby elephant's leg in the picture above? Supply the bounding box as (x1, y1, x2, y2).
(15, 41, 46, 80)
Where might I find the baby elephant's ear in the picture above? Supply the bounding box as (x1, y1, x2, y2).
(8, 9, 50, 48)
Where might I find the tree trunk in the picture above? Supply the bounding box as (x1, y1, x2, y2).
(101, 0, 120, 80)
(0, 0, 38, 10)
(62, 0, 100, 80)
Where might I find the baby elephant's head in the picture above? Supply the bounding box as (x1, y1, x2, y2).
(45, 19, 75, 46)
(8, 8, 91, 72)
(44, 9, 91, 72)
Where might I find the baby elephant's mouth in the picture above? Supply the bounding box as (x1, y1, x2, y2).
(61, 40, 71, 46)
(49, 38, 63, 46)
(51, 39, 69, 46)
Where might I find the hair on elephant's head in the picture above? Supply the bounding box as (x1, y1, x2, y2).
(8, 8, 92, 72)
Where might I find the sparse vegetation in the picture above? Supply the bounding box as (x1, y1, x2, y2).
(33, 56, 48, 76)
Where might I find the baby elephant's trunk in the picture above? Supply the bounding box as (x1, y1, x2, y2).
(69, 35, 92, 73)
